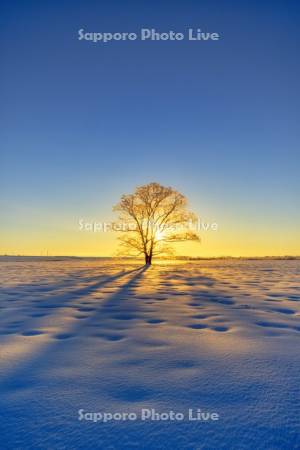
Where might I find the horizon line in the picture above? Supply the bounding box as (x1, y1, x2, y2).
(1, 255, 300, 260)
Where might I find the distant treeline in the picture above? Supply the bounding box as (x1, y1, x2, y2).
(1, 255, 299, 261)
(172, 256, 300, 260)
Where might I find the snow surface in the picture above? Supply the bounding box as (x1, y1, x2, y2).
(0, 258, 299, 449)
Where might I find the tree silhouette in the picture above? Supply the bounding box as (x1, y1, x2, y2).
(114, 182, 200, 265)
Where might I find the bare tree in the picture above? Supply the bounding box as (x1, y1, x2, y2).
(114, 182, 200, 265)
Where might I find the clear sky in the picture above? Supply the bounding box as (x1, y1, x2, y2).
(1, 0, 299, 257)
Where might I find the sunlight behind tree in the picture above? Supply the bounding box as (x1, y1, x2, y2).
(114, 182, 200, 264)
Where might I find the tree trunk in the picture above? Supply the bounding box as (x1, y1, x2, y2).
(145, 254, 152, 265)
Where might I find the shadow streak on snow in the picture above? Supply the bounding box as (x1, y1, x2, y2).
(0, 265, 142, 301)
(34, 266, 144, 304)
(0, 265, 150, 387)
(72, 264, 150, 335)
(0, 265, 146, 329)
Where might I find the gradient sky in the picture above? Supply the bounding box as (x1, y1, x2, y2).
(1, 0, 299, 256)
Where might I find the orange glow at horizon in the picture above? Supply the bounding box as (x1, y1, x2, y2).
(1, 224, 299, 257)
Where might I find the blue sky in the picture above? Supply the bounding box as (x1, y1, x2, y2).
(1, 0, 299, 256)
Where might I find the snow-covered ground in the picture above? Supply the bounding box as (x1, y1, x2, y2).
(0, 258, 299, 449)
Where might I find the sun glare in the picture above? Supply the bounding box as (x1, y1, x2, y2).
(155, 229, 165, 241)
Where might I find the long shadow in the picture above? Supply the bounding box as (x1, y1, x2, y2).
(73, 265, 150, 335)
(1, 263, 256, 389)
(0, 265, 141, 301)
(33, 266, 143, 306)
(0, 265, 150, 388)
(0, 266, 144, 330)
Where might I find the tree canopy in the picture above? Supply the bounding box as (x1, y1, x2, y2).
(114, 182, 200, 264)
